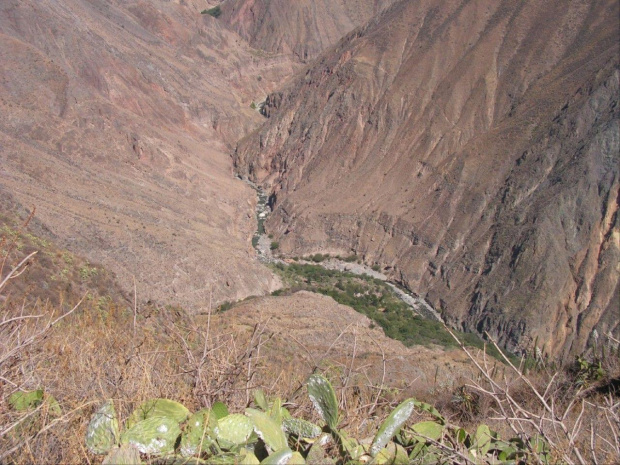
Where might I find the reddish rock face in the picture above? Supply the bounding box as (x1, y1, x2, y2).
(0, 0, 296, 309)
(234, 0, 620, 357)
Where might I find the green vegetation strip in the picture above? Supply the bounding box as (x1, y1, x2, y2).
(270, 262, 502, 357)
(201, 6, 222, 18)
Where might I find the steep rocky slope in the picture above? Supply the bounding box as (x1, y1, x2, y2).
(0, 0, 296, 309)
(218, 0, 395, 62)
(234, 0, 620, 357)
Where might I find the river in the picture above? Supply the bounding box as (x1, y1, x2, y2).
(240, 176, 443, 322)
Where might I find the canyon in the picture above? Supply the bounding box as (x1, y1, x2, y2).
(234, 0, 620, 357)
(0, 0, 618, 358)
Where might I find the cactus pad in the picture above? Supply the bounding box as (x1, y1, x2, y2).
(153, 456, 207, 464)
(214, 413, 254, 448)
(211, 401, 229, 420)
(253, 390, 269, 411)
(86, 400, 120, 455)
(120, 416, 182, 455)
(288, 451, 306, 464)
(179, 409, 217, 457)
(370, 398, 415, 457)
(126, 399, 189, 429)
(260, 447, 292, 465)
(282, 418, 321, 439)
(411, 421, 444, 442)
(240, 450, 260, 465)
(101, 444, 141, 465)
(9, 389, 44, 411)
(245, 408, 287, 452)
(372, 442, 409, 465)
(306, 434, 333, 465)
(306, 375, 339, 430)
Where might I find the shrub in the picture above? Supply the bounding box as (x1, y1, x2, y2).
(270, 241, 279, 250)
(201, 5, 221, 18)
(218, 301, 233, 312)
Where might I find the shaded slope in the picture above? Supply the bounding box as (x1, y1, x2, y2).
(0, 0, 290, 309)
(234, 0, 620, 356)
(218, 0, 395, 62)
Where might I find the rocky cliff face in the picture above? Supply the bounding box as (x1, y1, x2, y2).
(234, 0, 620, 357)
(219, 0, 395, 62)
(0, 0, 292, 309)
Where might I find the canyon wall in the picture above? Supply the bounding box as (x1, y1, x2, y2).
(235, 0, 620, 356)
(0, 0, 292, 309)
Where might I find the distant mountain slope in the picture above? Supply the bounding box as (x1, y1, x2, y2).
(234, 0, 620, 357)
(218, 0, 395, 61)
(0, 0, 289, 309)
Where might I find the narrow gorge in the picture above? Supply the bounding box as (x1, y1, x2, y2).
(234, 0, 620, 358)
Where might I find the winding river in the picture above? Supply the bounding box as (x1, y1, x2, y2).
(240, 176, 443, 322)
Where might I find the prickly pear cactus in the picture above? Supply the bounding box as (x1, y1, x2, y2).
(472, 424, 493, 455)
(410, 421, 444, 442)
(101, 444, 141, 465)
(253, 390, 269, 411)
(120, 416, 182, 455)
(370, 398, 415, 457)
(282, 418, 321, 440)
(86, 400, 120, 455)
(9, 389, 44, 411)
(288, 451, 306, 464)
(153, 456, 207, 464)
(10, 389, 62, 417)
(245, 408, 287, 452)
(268, 398, 289, 424)
(239, 449, 260, 465)
(306, 434, 333, 465)
(179, 409, 218, 457)
(203, 454, 241, 464)
(211, 401, 229, 420)
(306, 375, 339, 430)
(214, 413, 254, 449)
(260, 447, 292, 465)
(371, 442, 409, 465)
(126, 399, 189, 429)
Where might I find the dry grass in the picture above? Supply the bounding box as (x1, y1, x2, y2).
(444, 326, 620, 465)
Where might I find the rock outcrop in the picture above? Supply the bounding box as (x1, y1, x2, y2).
(234, 0, 620, 357)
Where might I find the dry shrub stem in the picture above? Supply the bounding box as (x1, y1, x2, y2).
(1, 251, 84, 461)
(444, 324, 619, 465)
(171, 313, 275, 409)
